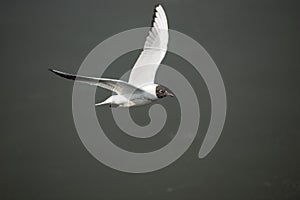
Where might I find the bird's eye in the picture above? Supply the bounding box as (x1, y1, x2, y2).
(159, 89, 163, 93)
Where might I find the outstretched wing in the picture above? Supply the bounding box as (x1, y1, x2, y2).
(128, 4, 169, 87)
(49, 69, 142, 95)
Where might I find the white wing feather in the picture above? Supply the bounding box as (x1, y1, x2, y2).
(128, 5, 169, 87)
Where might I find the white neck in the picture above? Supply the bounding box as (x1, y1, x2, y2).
(140, 84, 158, 99)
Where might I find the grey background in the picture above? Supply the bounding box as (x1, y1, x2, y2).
(1, 0, 299, 199)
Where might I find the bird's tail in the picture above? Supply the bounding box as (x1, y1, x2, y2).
(95, 96, 113, 107)
(95, 101, 109, 106)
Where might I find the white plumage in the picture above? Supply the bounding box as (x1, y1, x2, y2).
(128, 5, 169, 87)
(50, 5, 174, 107)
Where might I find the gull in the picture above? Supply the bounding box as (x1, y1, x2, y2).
(50, 4, 174, 107)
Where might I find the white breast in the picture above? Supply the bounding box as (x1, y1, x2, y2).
(109, 84, 158, 107)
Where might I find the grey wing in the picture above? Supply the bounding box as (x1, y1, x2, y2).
(128, 4, 169, 87)
(49, 69, 142, 95)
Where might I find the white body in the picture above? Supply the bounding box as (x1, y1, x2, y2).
(97, 84, 158, 107)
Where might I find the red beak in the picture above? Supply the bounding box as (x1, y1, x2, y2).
(166, 92, 174, 97)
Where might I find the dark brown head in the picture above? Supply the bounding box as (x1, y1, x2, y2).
(156, 85, 174, 99)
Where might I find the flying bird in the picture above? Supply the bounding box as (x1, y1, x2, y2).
(50, 4, 174, 107)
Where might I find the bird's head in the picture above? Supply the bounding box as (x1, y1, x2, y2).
(156, 85, 174, 99)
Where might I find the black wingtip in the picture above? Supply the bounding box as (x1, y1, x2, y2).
(49, 68, 76, 81)
(49, 68, 56, 73)
(151, 5, 159, 27)
(150, 4, 164, 26)
(49, 68, 62, 76)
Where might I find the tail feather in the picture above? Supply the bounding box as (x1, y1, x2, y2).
(95, 101, 109, 106)
(95, 101, 119, 108)
(95, 96, 113, 107)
